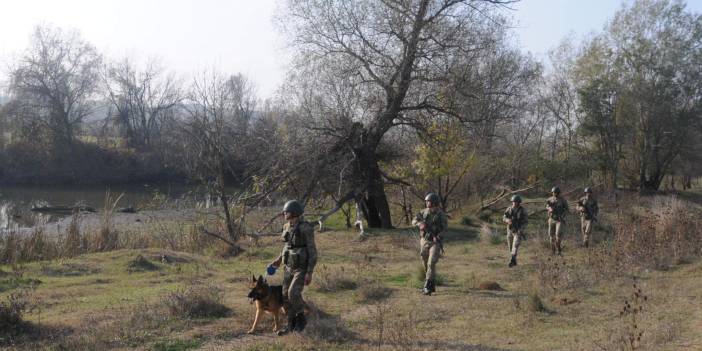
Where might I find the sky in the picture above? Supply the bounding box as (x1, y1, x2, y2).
(1, 0, 701, 99)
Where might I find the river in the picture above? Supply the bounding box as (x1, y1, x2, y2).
(0, 184, 207, 231)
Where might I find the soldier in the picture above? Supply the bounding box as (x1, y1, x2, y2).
(546, 186, 569, 255)
(412, 193, 448, 296)
(269, 200, 317, 335)
(576, 187, 599, 248)
(503, 194, 528, 267)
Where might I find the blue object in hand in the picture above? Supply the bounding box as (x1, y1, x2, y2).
(266, 265, 277, 276)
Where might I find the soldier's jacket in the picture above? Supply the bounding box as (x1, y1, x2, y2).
(577, 196, 599, 220)
(504, 205, 528, 231)
(413, 208, 448, 240)
(280, 220, 317, 273)
(546, 196, 569, 221)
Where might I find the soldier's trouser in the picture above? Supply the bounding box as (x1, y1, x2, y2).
(581, 218, 593, 244)
(548, 219, 564, 251)
(282, 266, 306, 318)
(506, 229, 522, 256)
(420, 238, 439, 281)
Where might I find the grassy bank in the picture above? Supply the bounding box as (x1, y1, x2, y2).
(0, 192, 701, 350)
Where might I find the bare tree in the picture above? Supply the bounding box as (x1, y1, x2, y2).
(8, 25, 102, 148)
(179, 70, 256, 251)
(104, 58, 183, 150)
(279, 0, 517, 228)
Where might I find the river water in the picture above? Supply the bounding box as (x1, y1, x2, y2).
(0, 184, 206, 231)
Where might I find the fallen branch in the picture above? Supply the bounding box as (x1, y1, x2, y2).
(199, 226, 238, 247)
(477, 182, 541, 213)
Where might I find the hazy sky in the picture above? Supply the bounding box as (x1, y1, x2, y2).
(1, 0, 701, 99)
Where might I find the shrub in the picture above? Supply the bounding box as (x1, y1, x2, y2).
(164, 285, 230, 319)
(460, 216, 473, 226)
(127, 255, 160, 272)
(481, 224, 503, 245)
(357, 281, 393, 302)
(0, 290, 32, 335)
(314, 265, 358, 293)
(527, 292, 547, 313)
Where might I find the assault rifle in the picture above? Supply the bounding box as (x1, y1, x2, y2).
(546, 201, 556, 219)
(577, 200, 598, 222)
(419, 225, 445, 255)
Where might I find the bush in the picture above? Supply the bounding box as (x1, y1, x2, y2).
(356, 281, 393, 302)
(127, 255, 160, 272)
(314, 265, 358, 293)
(0, 290, 32, 335)
(460, 216, 474, 226)
(527, 292, 547, 313)
(164, 285, 230, 319)
(481, 224, 503, 245)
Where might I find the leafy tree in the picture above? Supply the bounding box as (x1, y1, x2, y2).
(575, 0, 702, 191)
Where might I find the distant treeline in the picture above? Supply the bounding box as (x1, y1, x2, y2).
(1, 0, 701, 228)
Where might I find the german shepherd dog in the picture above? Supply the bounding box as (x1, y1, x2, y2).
(247, 275, 285, 334)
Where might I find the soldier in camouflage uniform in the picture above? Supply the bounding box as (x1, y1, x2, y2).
(546, 186, 569, 255)
(270, 200, 317, 335)
(503, 194, 528, 267)
(576, 187, 599, 248)
(412, 193, 448, 295)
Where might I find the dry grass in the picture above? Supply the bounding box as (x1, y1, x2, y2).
(0, 194, 701, 350)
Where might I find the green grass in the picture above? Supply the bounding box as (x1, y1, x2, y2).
(0, 276, 42, 292)
(152, 338, 203, 351)
(2, 193, 702, 350)
(386, 274, 410, 286)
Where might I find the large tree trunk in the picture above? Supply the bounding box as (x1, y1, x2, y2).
(356, 145, 393, 229)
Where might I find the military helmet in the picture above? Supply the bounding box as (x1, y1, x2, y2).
(510, 195, 522, 203)
(551, 186, 561, 194)
(584, 187, 593, 193)
(282, 200, 304, 216)
(424, 192, 440, 205)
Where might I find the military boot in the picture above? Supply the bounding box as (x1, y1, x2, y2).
(583, 240, 589, 248)
(276, 313, 297, 336)
(294, 312, 307, 332)
(557, 243, 563, 256)
(422, 279, 431, 295)
(508, 254, 517, 267)
(428, 279, 436, 294)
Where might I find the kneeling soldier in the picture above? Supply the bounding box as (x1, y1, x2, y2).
(576, 187, 598, 248)
(412, 193, 448, 295)
(503, 194, 528, 267)
(269, 200, 317, 335)
(546, 187, 569, 255)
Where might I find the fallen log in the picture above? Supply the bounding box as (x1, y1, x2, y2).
(31, 205, 96, 213)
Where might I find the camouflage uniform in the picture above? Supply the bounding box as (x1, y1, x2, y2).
(412, 208, 448, 293)
(279, 220, 317, 329)
(577, 196, 598, 247)
(546, 196, 569, 254)
(503, 205, 528, 258)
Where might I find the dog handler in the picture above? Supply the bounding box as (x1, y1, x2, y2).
(269, 200, 317, 335)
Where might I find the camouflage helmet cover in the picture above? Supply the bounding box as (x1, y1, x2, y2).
(510, 194, 522, 203)
(551, 186, 561, 194)
(424, 192, 440, 205)
(282, 200, 304, 216)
